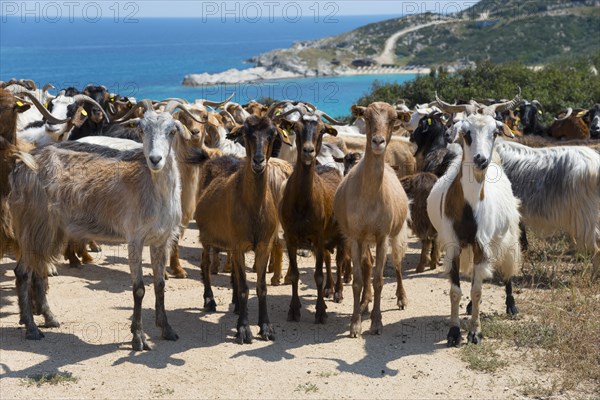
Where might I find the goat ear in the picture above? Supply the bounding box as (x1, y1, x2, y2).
(175, 121, 192, 141)
(496, 120, 514, 138)
(276, 126, 293, 146)
(397, 111, 411, 122)
(322, 124, 338, 137)
(332, 156, 344, 163)
(351, 105, 366, 117)
(14, 100, 31, 113)
(226, 125, 243, 141)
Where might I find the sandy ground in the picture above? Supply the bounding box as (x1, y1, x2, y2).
(0, 226, 535, 399)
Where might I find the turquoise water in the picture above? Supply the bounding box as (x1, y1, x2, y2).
(0, 17, 417, 116)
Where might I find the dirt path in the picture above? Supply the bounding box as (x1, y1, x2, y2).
(1, 228, 535, 399)
(375, 20, 450, 65)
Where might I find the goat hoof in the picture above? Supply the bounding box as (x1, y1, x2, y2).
(48, 266, 59, 277)
(259, 323, 275, 341)
(132, 334, 152, 351)
(370, 321, 383, 335)
(283, 276, 293, 285)
(270, 276, 281, 286)
(467, 331, 482, 345)
(88, 242, 102, 252)
(81, 254, 94, 264)
(415, 264, 426, 273)
(287, 307, 301, 322)
(43, 319, 60, 328)
(204, 298, 217, 312)
(315, 307, 328, 324)
(333, 291, 343, 303)
(466, 301, 473, 315)
(447, 326, 462, 347)
(171, 269, 188, 279)
(397, 297, 407, 310)
(235, 326, 253, 344)
(506, 296, 518, 316)
(162, 326, 179, 341)
(349, 320, 362, 338)
(25, 327, 45, 340)
(297, 249, 311, 257)
(323, 288, 331, 298)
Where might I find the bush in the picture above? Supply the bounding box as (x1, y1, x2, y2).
(356, 56, 600, 122)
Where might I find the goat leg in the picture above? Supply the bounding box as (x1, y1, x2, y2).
(129, 241, 151, 351)
(467, 262, 485, 345)
(314, 245, 328, 324)
(169, 237, 188, 279)
(255, 244, 274, 341)
(416, 239, 432, 273)
(359, 247, 373, 315)
(200, 245, 217, 312)
(232, 250, 252, 344)
(286, 243, 301, 322)
(333, 244, 346, 303)
(32, 271, 59, 328)
(151, 244, 178, 341)
(323, 249, 335, 299)
(349, 240, 364, 338)
(370, 238, 387, 335)
(269, 238, 284, 286)
(505, 278, 518, 316)
(64, 241, 82, 268)
(15, 262, 44, 340)
(447, 252, 463, 347)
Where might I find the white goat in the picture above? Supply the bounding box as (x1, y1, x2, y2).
(7, 100, 199, 350)
(427, 114, 521, 346)
(495, 140, 600, 278)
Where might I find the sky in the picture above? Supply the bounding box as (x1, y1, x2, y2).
(0, 1, 480, 18)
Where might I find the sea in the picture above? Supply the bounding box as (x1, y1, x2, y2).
(0, 16, 417, 117)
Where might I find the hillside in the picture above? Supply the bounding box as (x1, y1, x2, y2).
(183, 0, 600, 85)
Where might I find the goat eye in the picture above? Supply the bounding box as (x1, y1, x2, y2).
(170, 129, 177, 136)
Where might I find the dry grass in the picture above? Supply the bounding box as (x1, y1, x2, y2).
(499, 231, 600, 396)
(22, 371, 78, 387)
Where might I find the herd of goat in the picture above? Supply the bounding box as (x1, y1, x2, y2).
(0, 79, 598, 351)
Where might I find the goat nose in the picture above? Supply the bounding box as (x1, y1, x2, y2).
(149, 155, 163, 166)
(303, 147, 315, 154)
(372, 137, 385, 145)
(253, 155, 265, 164)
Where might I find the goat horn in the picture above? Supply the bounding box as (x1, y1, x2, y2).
(42, 83, 55, 95)
(71, 94, 111, 123)
(266, 101, 291, 118)
(554, 107, 573, 121)
(273, 107, 303, 120)
(481, 90, 521, 116)
(113, 100, 153, 122)
(434, 92, 471, 114)
(315, 110, 345, 125)
(532, 100, 544, 112)
(167, 101, 207, 124)
(202, 93, 235, 109)
(220, 109, 237, 124)
(19, 92, 71, 124)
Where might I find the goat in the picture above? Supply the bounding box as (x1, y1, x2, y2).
(278, 110, 348, 324)
(6, 100, 201, 350)
(495, 139, 600, 279)
(0, 89, 35, 258)
(410, 112, 457, 177)
(333, 102, 410, 337)
(193, 115, 291, 344)
(548, 107, 592, 140)
(399, 173, 440, 273)
(515, 100, 545, 135)
(586, 104, 600, 138)
(68, 85, 112, 140)
(18, 91, 109, 146)
(427, 114, 521, 346)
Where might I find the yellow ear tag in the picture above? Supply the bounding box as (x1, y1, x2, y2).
(81, 110, 88, 117)
(275, 109, 282, 116)
(110, 97, 115, 102)
(282, 128, 289, 138)
(43, 102, 49, 108)
(427, 118, 432, 125)
(16, 101, 24, 107)
(577, 111, 585, 117)
(537, 110, 542, 114)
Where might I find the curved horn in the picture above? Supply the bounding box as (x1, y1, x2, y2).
(554, 107, 573, 121)
(434, 92, 471, 114)
(219, 109, 237, 125)
(266, 101, 292, 118)
(273, 107, 303, 120)
(532, 100, 544, 112)
(315, 110, 345, 125)
(113, 100, 153, 122)
(482, 89, 522, 115)
(19, 92, 71, 124)
(202, 93, 235, 109)
(164, 101, 207, 124)
(72, 94, 111, 122)
(42, 83, 55, 96)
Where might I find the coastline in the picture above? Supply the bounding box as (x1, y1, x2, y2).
(183, 66, 430, 86)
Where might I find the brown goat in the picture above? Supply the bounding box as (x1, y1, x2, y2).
(193, 115, 291, 344)
(548, 108, 591, 140)
(0, 89, 32, 257)
(334, 102, 410, 338)
(399, 173, 440, 273)
(278, 113, 348, 324)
